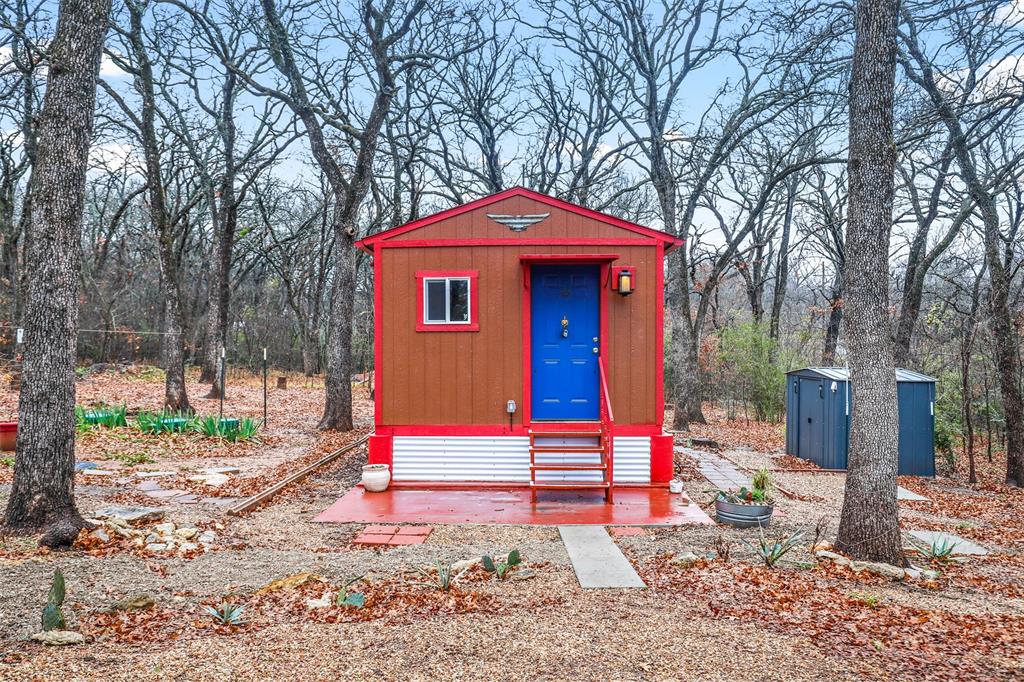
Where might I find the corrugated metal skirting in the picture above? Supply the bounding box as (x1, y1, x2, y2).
(392, 436, 652, 483)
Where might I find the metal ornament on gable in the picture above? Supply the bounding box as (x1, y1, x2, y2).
(487, 212, 550, 232)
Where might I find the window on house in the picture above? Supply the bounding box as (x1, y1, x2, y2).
(424, 277, 470, 324)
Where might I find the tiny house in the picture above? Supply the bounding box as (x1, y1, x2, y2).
(356, 187, 682, 500)
(785, 367, 936, 476)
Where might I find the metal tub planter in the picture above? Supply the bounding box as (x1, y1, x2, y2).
(714, 468, 775, 528)
(715, 498, 774, 528)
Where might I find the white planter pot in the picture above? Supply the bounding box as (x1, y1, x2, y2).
(361, 464, 391, 492)
(668, 479, 684, 494)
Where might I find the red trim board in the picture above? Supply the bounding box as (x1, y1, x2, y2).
(373, 424, 665, 436)
(356, 187, 682, 252)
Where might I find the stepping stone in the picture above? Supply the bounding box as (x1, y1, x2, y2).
(93, 506, 165, 523)
(559, 525, 645, 589)
(897, 486, 929, 501)
(80, 469, 117, 476)
(909, 530, 989, 556)
(136, 471, 177, 479)
(200, 466, 240, 475)
(75, 461, 99, 471)
(188, 473, 230, 487)
(145, 488, 191, 499)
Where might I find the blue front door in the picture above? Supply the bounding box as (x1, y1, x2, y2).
(531, 265, 600, 420)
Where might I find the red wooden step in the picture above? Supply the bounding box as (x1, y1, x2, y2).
(530, 463, 607, 471)
(530, 446, 605, 454)
(530, 482, 611, 490)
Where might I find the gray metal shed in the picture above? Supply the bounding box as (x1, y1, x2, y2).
(784, 367, 936, 476)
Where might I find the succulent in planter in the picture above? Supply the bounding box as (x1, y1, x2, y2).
(714, 467, 775, 528)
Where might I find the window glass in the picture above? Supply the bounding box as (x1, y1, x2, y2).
(449, 279, 469, 322)
(425, 280, 447, 322)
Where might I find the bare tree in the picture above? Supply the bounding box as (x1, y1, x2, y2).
(899, 0, 1024, 485)
(252, 0, 478, 429)
(835, 0, 904, 565)
(3, 0, 112, 545)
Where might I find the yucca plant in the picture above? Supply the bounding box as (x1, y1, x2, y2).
(203, 602, 246, 626)
(41, 570, 67, 632)
(335, 576, 365, 608)
(742, 527, 805, 568)
(137, 410, 193, 434)
(482, 550, 522, 580)
(910, 535, 959, 563)
(195, 415, 222, 438)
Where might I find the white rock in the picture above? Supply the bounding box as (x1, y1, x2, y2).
(174, 527, 199, 540)
(144, 543, 168, 552)
(178, 542, 199, 553)
(197, 531, 217, 545)
(92, 528, 110, 543)
(850, 560, 905, 581)
(671, 551, 701, 568)
(305, 590, 334, 609)
(31, 630, 85, 646)
(815, 550, 850, 567)
(152, 522, 176, 534)
(188, 473, 230, 487)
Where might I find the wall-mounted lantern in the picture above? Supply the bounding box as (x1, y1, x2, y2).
(611, 266, 636, 296)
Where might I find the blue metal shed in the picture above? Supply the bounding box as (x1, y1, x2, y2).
(784, 367, 936, 476)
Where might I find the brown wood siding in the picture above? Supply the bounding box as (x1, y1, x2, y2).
(389, 196, 642, 242)
(380, 242, 659, 427)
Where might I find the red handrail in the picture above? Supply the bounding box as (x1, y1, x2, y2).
(598, 356, 614, 502)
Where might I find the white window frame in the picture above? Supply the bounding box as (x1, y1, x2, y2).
(422, 276, 472, 325)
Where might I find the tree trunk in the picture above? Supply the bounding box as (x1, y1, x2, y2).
(667, 251, 705, 429)
(834, 0, 904, 565)
(822, 283, 843, 364)
(319, 222, 356, 430)
(4, 0, 111, 544)
(768, 180, 796, 343)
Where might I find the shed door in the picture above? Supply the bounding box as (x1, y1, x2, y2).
(530, 265, 600, 420)
(798, 378, 825, 465)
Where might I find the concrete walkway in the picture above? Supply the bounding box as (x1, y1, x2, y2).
(559, 526, 646, 589)
(897, 486, 929, 501)
(679, 447, 750, 490)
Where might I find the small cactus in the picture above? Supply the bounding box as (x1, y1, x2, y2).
(41, 570, 66, 632)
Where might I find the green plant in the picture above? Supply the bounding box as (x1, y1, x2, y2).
(742, 527, 805, 568)
(109, 452, 155, 466)
(752, 467, 772, 496)
(482, 550, 522, 580)
(41, 569, 66, 632)
(74, 406, 94, 434)
(203, 602, 246, 626)
(194, 415, 261, 443)
(714, 485, 771, 505)
(0, 456, 13, 467)
(717, 323, 788, 422)
(335, 576, 365, 608)
(435, 560, 453, 591)
(136, 410, 193, 434)
(909, 535, 959, 562)
(850, 592, 881, 607)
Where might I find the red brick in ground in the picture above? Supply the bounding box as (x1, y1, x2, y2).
(609, 527, 647, 537)
(386, 535, 427, 546)
(352, 533, 394, 546)
(395, 526, 432, 536)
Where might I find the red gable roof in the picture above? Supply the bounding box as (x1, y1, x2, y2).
(356, 186, 683, 252)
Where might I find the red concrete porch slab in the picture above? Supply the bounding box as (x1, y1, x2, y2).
(316, 487, 713, 526)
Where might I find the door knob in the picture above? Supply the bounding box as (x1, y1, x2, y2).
(561, 316, 569, 338)
(592, 348, 599, 354)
